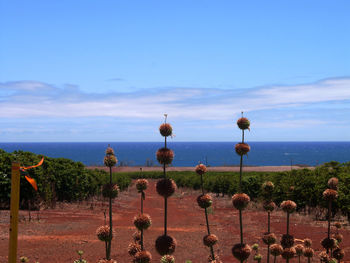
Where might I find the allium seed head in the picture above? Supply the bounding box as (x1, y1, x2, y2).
(159, 123, 173, 137)
(160, 255, 175, 263)
(254, 254, 262, 261)
(262, 232, 277, 245)
(303, 247, 314, 258)
(262, 181, 275, 193)
(328, 258, 338, 263)
(333, 233, 343, 243)
(323, 189, 338, 201)
(105, 147, 115, 155)
(155, 235, 177, 255)
(20, 257, 29, 263)
(197, 194, 213, 209)
(321, 237, 337, 250)
(232, 193, 250, 210)
(102, 183, 119, 199)
(203, 234, 218, 247)
(270, 244, 283, 256)
(334, 222, 342, 229)
(156, 178, 177, 197)
(133, 250, 152, 263)
(195, 164, 207, 175)
(133, 214, 152, 230)
(156, 148, 174, 165)
(294, 244, 304, 255)
(280, 200, 297, 214)
(282, 247, 296, 259)
(96, 225, 112, 242)
(104, 155, 117, 167)
(232, 243, 251, 261)
(136, 179, 149, 192)
(237, 117, 250, 130)
(281, 234, 294, 248)
(133, 231, 141, 243)
(303, 238, 312, 248)
(235, 143, 250, 156)
(251, 243, 259, 251)
(208, 255, 222, 263)
(333, 248, 345, 261)
(328, 177, 339, 190)
(319, 251, 330, 263)
(263, 201, 276, 212)
(128, 242, 141, 256)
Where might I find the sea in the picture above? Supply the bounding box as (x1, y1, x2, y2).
(0, 142, 349, 167)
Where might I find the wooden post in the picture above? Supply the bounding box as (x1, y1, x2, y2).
(8, 162, 20, 263)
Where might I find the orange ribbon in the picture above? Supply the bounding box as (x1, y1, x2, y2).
(20, 157, 44, 191)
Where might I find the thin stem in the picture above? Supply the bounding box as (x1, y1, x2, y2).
(327, 201, 331, 239)
(287, 212, 290, 235)
(200, 174, 204, 194)
(106, 166, 113, 260)
(140, 190, 144, 250)
(164, 197, 168, 235)
(273, 256, 276, 263)
(268, 211, 271, 233)
(239, 209, 243, 244)
(298, 255, 301, 263)
(267, 245, 270, 263)
(239, 155, 243, 193)
(141, 229, 144, 251)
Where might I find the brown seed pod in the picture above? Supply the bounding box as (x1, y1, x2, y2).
(280, 200, 297, 214)
(195, 163, 207, 175)
(104, 155, 117, 167)
(303, 238, 312, 248)
(262, 232, 277, 245)
(159, 123, 173, 137)
(197, 194, 213, 209)
(232, 193, 250, 210)
(156, 178, 177, 197)
(203, 234, 218, 247)
(303, 247, 314, 258)
(105, 147, 115, 155)
(294, 244, 304, 256)
(133, 214, 152, 230)
(208, 254, 222, 263)
(281, 234, 294, 248)
(102, 183, 119, 199)
(232, 243, 251, 261)
(156, 148, 174, 165)
(160, 255, 175, 263)
(321, 237, 337, 250)
(262, 181, 275, 193)
(155, 235, 177, 255)
(323, 189, 338, 201)
(128, 242, 141, 256)
(133, 231, 141, 244)
(96, 225, 112, 242)
(334, 222, 342, 229)
(136, 179, 149, 192)
(235, 143, 250, 156)
(319, 251, 330, 263)
(134, 250, 152, 263)
(270, 244, 283, 256)
(237, 117, 250, 130)
(332, 233, 343, 243)
(333, 248, 345, 261)
(282, 247, 296, 259)
(263, 201, 276, 212)
(328, 177, 339, 190)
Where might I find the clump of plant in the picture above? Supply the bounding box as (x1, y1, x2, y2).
(96, 146, 119, 261)
(155, 114, 177, 259)
(74, 250, 88, 263)
(20, 256, 29, 263)
(303, 239, 314, 263)
(231, 112, 251, 263)
(195, 163, 221, 263)
(294, 244, 304, 263)
(270, 244, 283, 263)
(252, 243, 262, 263)
(280, 200, 297, 263)
(261, 181, 277, 263)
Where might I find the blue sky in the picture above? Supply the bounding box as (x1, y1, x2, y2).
(0, 0, 349, 142)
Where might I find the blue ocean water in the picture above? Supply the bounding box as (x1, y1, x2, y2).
(0, 142, 349, 167)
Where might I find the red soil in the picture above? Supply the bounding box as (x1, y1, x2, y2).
(0, 180, 349, 263)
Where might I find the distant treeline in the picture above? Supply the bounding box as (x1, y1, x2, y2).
(0, 149, 131, 209)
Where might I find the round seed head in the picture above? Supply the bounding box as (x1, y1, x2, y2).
(96, 225, 112, 242)
(323, 189, 338, 201)
(195, 164, 207, 175)
(102, 183, 119, 199)
(328, 177, 339, 190)
(319, 251, 331, 263)
(333, 233, 343, 243)
(235, 143, 250, 156)
(104, 155, 117, 167)
(160, 255, 175, 263)
(251, 243, 259, 251)
(128, 242, 141, 256)
(303, 247, 314, 258)
(294, 244, 304, 255)
(208, 254, 222, 263)
(262, 181, 275, 193)
(281, 234, 294, 248)
(232, 193, 250, 210)
(237, 117, 250, 130)
(263, 201, 276, 212)
(333, 248, 345, 261)
(203, 234, 218, 247)
(334, 222, 342, 229)
(133, 250, 152, 263)
(156, 148, 174, 165)
(270, 244, 283, 256)
(321, 237, 337, 250)
(133, 214, 152, 230)
(303, 238, 312, 248)
(133, 231, 141, 244)
(20, 257, 29, 263)
(254, 254, 262, 261)
(328, 258, 338, 263)
(282, 247, 296, 259)
(136, 179, 149, 192)
(280, 200, 297, 214)
(159, 123, 173, 137)
(197, 194, 213, 209)
(105, 147, 115, 155)
(155, 235, 177, 255)
(232, 243, 251, 261)
(262, 232, 277, 245)
(156, 178, 177, 197)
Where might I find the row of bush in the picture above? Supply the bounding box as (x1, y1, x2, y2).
(0, 149, 131, 209)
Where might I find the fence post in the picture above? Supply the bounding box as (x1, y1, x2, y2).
(9, 162, 20, 263)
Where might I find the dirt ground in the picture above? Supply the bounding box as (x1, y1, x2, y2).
(0, 179, 349, 263)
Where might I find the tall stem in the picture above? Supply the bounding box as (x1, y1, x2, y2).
(107, 166, 113, 260)
(327, 200, 331, 254)
(239, 209, 243, 244)
(164, 136, 167, 236)
(267, 211, 271, 263)
(287, 212, 290, 235)
(141, 191, 144, 250)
